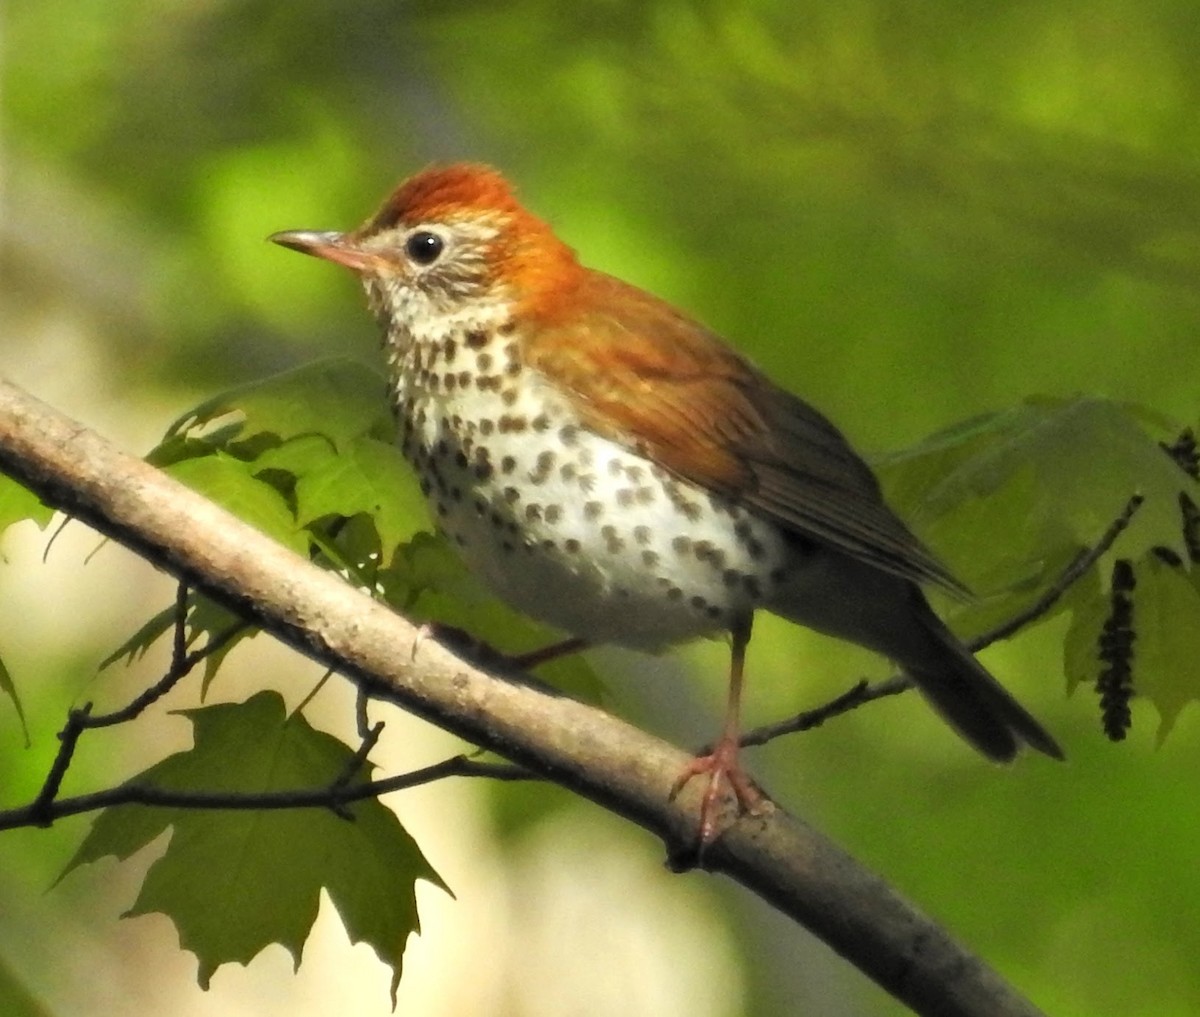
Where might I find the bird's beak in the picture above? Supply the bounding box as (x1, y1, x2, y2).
(268, 229, 384, 273)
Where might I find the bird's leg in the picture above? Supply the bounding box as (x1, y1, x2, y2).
(413, 623, 588, 672)
(511, 636, 590, 670)
(671, 614, 765, 844)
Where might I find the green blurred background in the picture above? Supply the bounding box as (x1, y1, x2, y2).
(2, 2, 1199, 1015)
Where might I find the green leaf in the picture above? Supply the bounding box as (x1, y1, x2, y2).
(249, 432, 339, 478)
(1066, 558, 1200, 742)
(1132, 561, 1200, 740)
(878, 396, 1197, 629)
(0, 652, 30, 747)
(163, 358, 393, 452)
(165, 455, 306, 553)
(61, 691, 446, 1001)
(99, 603, 179, 671)
(99, 591, 251, 698)
(293, 436, 427, 558)
(0, 474, 54, 534)
(144, 422, 247, 469)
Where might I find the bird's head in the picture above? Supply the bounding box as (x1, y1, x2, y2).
(270, 163, 581, 330)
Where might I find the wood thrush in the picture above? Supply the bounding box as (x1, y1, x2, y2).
(271, 164, 1062, 842)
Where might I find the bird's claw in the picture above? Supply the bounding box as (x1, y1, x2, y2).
(669, 739, 768, 850)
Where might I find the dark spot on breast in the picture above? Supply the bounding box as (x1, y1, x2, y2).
(498, 415, 527, 434)
(564, 538, 581, 553)
(477, 352, 493, 371)
(500, 455, 517, 474)
(544, 504, 563, 524)
(465, 330, 489, 349)
(583, 500, 604, 520)
(633, 526, 651, 545)
(672, 536, 692, 555)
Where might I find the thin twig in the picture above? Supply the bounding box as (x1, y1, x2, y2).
(355, 687, 372, 741)
(968, 493, 1143, 651)
(171, 581, 188, 667)
(28, 616, 248, 825)
(28, 703, 92, 825)
(737, 493, 1143, 751)
(0, 755, 532, 833)
(86, 621, 246, 729)
(329, 720, 386, 818)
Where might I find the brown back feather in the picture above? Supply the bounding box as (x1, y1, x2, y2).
(526, 271, 968, 596)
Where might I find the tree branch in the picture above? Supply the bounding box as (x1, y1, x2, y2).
(0, 376, 1049, 1017)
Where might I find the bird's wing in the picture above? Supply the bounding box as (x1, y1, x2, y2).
(524, 271, 966, 594)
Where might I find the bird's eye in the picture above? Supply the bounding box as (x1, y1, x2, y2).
(404, 230, 444, 266)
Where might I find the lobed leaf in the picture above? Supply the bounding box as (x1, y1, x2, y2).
(162, 358, 392, 452)
(60, 691, 446, 1001)
(165, 455, 306, 554)
(878, 396, 1200, 739)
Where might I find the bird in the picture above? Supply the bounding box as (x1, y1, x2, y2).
(270, 163, 1063, 842)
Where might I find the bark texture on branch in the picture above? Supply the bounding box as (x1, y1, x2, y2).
(0, 376, 1048, 1017)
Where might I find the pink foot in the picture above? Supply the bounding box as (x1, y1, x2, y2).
(670, 738, 767, 846)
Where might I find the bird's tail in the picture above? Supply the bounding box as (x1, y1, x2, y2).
(905, 602, 1064, 762)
